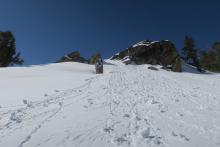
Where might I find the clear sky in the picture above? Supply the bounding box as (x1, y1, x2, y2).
(0, 0, 219, 65)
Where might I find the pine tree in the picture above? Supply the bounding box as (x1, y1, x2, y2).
(200, 50, 218, 71)
(200, 42, 220, 72)
(182, 36, 201, 72)
(212, 42, 220, 63)
(0, 31, 23, 67)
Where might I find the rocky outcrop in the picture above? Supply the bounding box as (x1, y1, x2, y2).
(111, 40, 182, 72)
(172, 57, 182, 72)
(89, 53, 101, 64)
(57, 51, 104, 65)
(57, 51, 88, 63)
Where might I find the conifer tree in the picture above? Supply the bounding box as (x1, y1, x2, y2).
(200, 42, 220, 72)
(182, 36, 201, 72)
(0, 31, 23, 67)
(212, 42, 220, 63)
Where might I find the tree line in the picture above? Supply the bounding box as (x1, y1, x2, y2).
(182, 36, 220, 72)
(0, 31, 220, 72)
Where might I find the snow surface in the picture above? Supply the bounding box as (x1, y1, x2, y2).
(0, 60, 220, 147)
(121, 56, 131, 63)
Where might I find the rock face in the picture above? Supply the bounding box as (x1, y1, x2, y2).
(89, 53, 101, 64)
(57, 51, 88, 63)
(111, 40, 182, 72)
(57, 51, 104, 65)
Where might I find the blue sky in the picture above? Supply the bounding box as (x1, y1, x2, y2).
(0, 0, 219, 65)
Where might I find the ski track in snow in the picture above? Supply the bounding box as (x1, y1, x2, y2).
(0, 61, 220, 147)
(0, 75, 98, 146)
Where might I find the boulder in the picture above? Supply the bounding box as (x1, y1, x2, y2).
(89, 53, 101, 64)
(57, 51, 88, 63)
(148, 66, 159, 71)
(111, 40, 182, 72)
(172, 57, 182, 72)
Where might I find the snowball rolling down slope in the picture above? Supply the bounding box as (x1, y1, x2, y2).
(0, 60, 220, 147)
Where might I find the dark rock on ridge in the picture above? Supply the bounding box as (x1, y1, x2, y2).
(111, 40, 182, 72)
(57, 51, 88, 63)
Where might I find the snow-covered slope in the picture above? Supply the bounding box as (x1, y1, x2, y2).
(0, 61, 220, 147)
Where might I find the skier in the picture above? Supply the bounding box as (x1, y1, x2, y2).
(95, 57, 103, 74)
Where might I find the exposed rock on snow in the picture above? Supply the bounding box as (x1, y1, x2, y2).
(57, 51, 88, 63)
(89, 53, 101, 64)
(111, 40, 182, 72)
(148, 66, 159, 71)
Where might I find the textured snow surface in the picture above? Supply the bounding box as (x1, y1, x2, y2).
(0, 61, 220, 147)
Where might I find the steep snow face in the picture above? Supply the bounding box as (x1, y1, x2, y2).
(0, 61, 220, 147)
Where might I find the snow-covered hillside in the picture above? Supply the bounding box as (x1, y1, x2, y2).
(0, 60, 220, 147)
